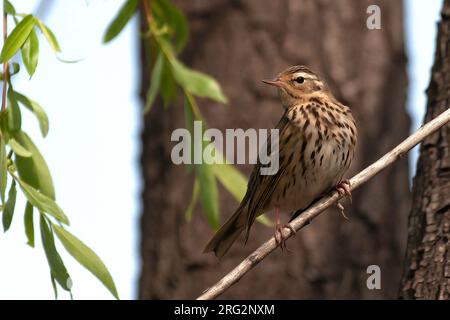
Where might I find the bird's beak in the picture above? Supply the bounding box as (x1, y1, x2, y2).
(262, 78, 283, 88)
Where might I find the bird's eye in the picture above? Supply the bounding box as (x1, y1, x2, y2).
(295, 76, 305, 84)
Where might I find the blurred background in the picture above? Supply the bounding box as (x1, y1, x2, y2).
(0, 0, 444, 299)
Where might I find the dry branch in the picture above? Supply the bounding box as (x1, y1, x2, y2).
(197, 107, 450, 300)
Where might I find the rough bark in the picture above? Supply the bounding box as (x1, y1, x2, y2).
(400, 0, 450, 300)
(139, 0, 410, 299)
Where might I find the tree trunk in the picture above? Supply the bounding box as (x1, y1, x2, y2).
(139, 0, 410, 299)
(400, 0, 450, 300)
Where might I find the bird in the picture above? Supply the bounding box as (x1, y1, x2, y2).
(203, 65, 357, 258)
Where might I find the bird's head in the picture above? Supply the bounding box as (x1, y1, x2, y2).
(262, 65, 330, 107)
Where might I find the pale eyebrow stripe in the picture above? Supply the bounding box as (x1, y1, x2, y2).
(292, 72, 317, 80)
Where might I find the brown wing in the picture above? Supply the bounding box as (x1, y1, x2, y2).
(241, 114, 292, 242)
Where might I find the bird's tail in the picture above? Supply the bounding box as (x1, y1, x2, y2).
(203, 207, 247, 258)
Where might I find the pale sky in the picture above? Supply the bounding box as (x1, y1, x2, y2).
(405, 0, 443, 175)
(0, 0, 444, 299)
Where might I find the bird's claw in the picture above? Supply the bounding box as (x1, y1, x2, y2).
(336, 179, 352, 202)
(335, 180, 352, 220)
(274, 223, 296, 252)
(336, 201, 349, 220)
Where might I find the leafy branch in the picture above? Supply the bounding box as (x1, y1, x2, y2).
(0, 0, 118, 299)
(104, 0, 271, 230)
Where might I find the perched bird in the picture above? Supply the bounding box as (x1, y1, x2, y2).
(203, 65, 357, 258)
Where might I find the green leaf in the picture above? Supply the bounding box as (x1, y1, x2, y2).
(213, 155, 273, 227)
(14, 131, 55, 199)
(185, 178, 199, 221)
(56, 56, 83, 64)
(0, 137, 7, 204)
(2, 180, 16, 232)
(50, 273, 58, 299)
(24, 201, 34, 247)
(0, 63, 20, 80)
(153, 0, 188, 52)
(7, 89, 21, 132)
(13, 92, 49, 137)
(171, 58, 228, 104)
(197, 163, 220, 230)
(143, 52, 164, 114)
(9, 62, 20, 75)
(36, 20, 61, 52)
(13, 175, 68, 225)
(160, 57, 177, 106)
(213, 162, 247, 201)
(21, 28, 39, 77)
(256, 213, 273, 227)
(52, 224, 119, 299)
(0, 15, 36, 62)
(40, 215, 72, 291)
(0, 62, 20, 81)
(183, 99, 195, 173)
(184, 97, 195, 132)
(184, 97, 220, 229)
(4, 0, 16, 15)
(103, 0, 138, 43)
(8, 137, 32, 157)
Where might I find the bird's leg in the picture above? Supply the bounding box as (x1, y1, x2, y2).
(335, 179, 351, 220)
(274, 207, 296, 252)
